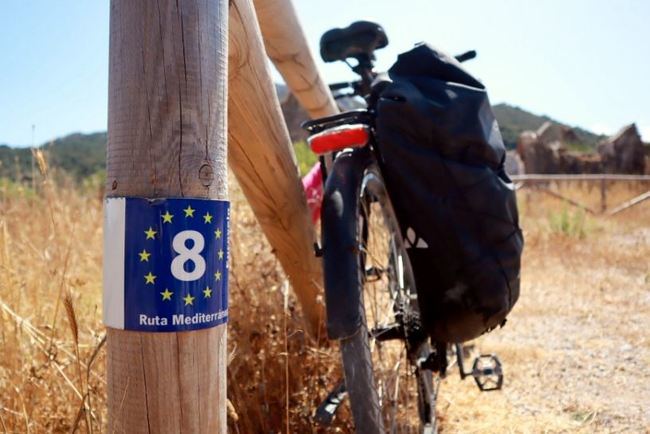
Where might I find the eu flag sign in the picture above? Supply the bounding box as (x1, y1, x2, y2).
(103, 197, 229, 332)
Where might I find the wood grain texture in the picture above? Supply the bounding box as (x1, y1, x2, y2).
(253, 0, 339, 119)
(229, 0, 325, 336)
(106, 0, 227, 432)
(107, 0, 228, 199)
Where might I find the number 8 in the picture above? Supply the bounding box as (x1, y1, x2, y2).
(171, 230, 206, 281)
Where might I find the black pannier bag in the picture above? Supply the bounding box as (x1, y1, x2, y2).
(375, 44, 523, 343)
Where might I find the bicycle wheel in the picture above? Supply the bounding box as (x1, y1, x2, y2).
(329, 153, 438, 433)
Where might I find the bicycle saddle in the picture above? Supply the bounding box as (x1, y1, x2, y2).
(320, 21, 388, 63)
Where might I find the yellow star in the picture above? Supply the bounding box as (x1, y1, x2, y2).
(217, 249, 224, 260)
(144, 272, 156, 285)
(161, 211, 174, 223)
(214, 271, 222, 281)
(183, 293, 195, 306)
(203, 286, 212, 298)
(214, 229, 222, 239)
(160, 288, 173, 301)
(138, 249, 151, 262)
(144, 227, 157, 240)
(183, 205, 195, 218)
(203, 212, 213, 224)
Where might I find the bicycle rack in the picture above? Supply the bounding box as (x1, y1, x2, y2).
(455, 344, 504, 391)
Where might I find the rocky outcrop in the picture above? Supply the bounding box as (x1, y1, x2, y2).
(516, 123, 566, 173)
(516, 121, 646, 175)
(536, 122, 579, 146)
(276, 85, 310, 143)
(556, 150, 602, 174)
(280, 93, 310, 143)
(597, 124, 646, 174)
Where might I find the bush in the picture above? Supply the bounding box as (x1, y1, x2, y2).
(548, 207, 588, 238)
(293, 141, 317, 177)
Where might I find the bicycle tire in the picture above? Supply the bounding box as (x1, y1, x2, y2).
(324, 149, 438, 433)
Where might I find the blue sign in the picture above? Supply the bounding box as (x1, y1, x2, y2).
(103, 197, 229, 332)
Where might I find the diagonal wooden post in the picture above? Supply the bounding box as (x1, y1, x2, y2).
(253, 0, 339, 120)
(254, 0, 339, 172)
(228, 0, 324, 336)
(105, 1, 228, 432)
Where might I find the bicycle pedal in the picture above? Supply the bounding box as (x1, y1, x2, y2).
(314, 381, 347, 426)
(471, 354, 503, 391)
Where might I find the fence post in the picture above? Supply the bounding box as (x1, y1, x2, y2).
(600, 178, 607, 213)
(104, 1, 228, 432)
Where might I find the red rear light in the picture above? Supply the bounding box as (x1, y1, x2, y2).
(308, 124, 370, 155)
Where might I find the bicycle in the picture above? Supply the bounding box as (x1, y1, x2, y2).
(304, 21, 504, 433)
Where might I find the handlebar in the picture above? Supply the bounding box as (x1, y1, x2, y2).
(454, 50, 476, 63)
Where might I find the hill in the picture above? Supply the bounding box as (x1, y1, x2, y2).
(0, 104, 612, 180)
(45, 132, 107, 179)
(493, 103, 605, 150)
(0, 132, 106, 181)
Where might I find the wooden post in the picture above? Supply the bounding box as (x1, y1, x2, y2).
(254, 0, 338, 170)
(105, 1, 227, 432)
(228, 0, 324, 336)
(608, 190, 650, 216)
(600, 178, 607, 213)
(253, 0, 339, 120)
(538, 187, 598, 215)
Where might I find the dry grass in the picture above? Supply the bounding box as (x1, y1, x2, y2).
(0, 173, 648, 433)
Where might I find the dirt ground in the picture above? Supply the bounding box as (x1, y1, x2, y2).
(437, 198, 650, 433)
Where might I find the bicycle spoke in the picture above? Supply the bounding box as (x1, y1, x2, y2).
(333, 162, 436, 433)
(361, 199, 431, 432)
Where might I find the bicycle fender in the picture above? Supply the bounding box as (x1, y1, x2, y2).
(321, 149, 373, 340)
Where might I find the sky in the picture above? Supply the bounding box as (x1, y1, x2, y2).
(1, 0, 649, 147)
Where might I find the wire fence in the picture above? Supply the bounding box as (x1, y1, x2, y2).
(511, 174, 650, 216)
